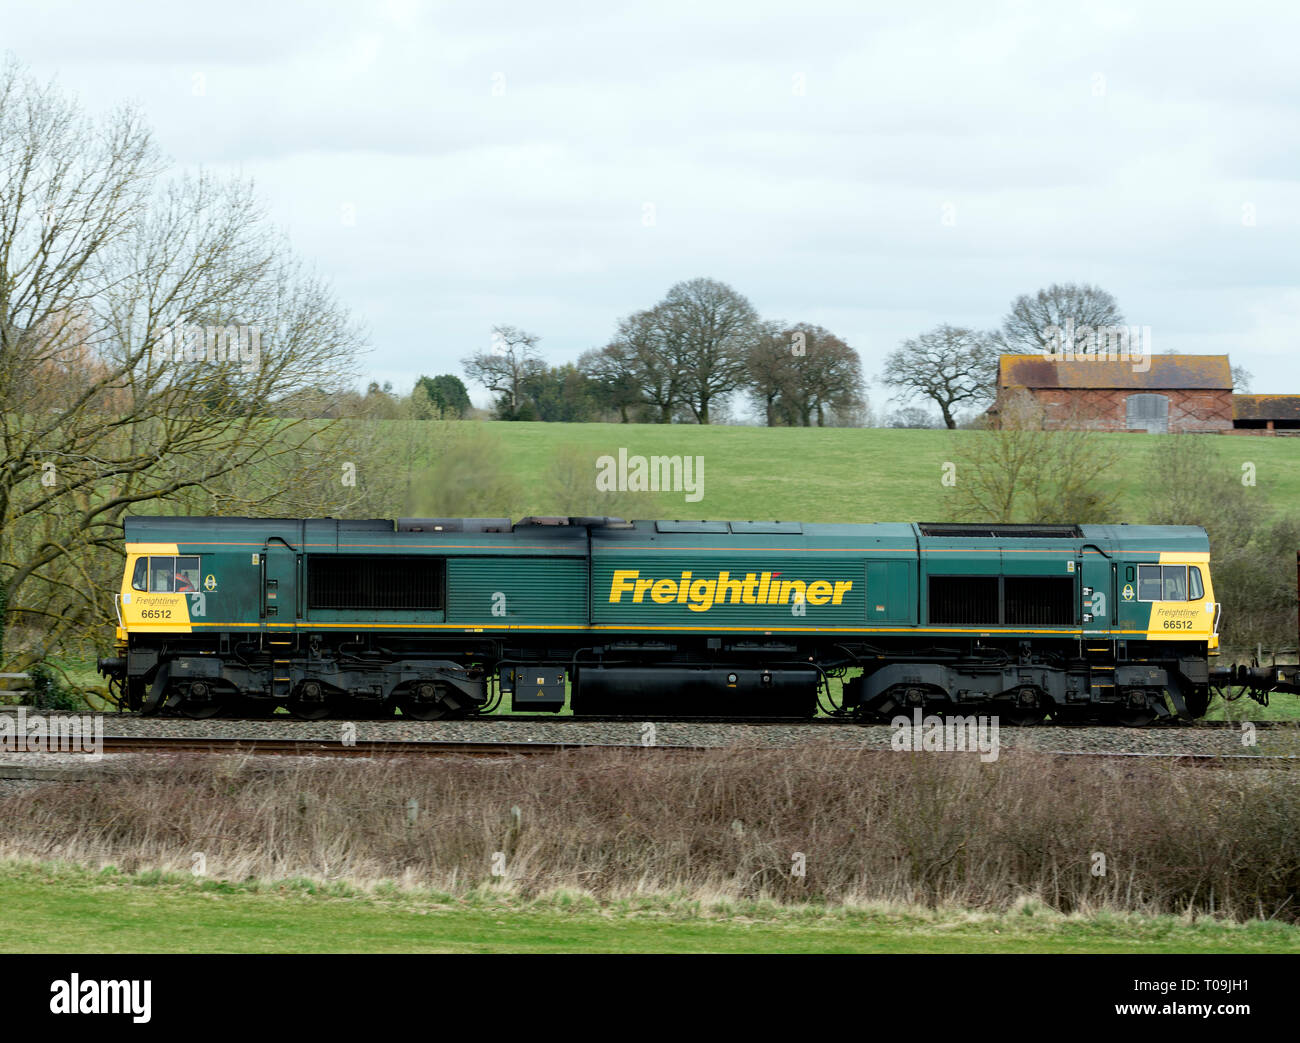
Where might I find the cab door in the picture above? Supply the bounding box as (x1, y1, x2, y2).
(1079, 548, 1114, 636)
(1114, 560, 1149, 636)
(260, 538, 301, 626)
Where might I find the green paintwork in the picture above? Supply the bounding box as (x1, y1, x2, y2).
(121, 517, 1210, 637)
(448, 557, 588, 625)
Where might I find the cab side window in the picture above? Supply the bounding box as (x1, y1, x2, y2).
(176, 557, 200, 592)
(139, 556, 201, 593)
(149, 558, 174, 592)
(1162, 565, 1188, 601)
(1138, 564, 1192, 601)
(1189, 567, 1204, 600)
(1137, 565, 1163, 601)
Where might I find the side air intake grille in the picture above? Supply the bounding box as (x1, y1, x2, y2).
(1004, 576, 1076, 626)
(308, 555, 444, 611)
(928, 576, 999, 625)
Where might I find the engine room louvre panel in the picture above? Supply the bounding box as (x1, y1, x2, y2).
(446, 558, 588, 624)
(1004, 576, 1076, 626)
(928, 576, 999, 626)
(308, 555, 445, 611)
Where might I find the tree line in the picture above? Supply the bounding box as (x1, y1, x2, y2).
(459, 278, 867, 425)
(408, 280, 1242, 429)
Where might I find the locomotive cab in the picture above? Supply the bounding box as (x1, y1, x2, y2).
(1116, 554, 1219, 651)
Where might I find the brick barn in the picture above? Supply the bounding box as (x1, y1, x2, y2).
(1232, 395, 1300, 434)
(993, 354, 1234, 434)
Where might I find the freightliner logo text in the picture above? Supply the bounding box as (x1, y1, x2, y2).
(609, 569, 853, 612)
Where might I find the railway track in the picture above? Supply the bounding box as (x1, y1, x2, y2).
(10, 707, 1299, 728)
(5, 733, 1294, 767)
(94, 736, 683, 757)
(196, 715, 1295, 727)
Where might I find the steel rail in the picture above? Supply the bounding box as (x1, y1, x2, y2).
(7, 734, 1292, 767)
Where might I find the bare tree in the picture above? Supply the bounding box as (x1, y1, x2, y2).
(660, 277, 759, 424)
(404, 422, 523, 519)
(580, 306, 685, 423)
(579, 279, 761, 425)
(998, 282, 1124, 355)
(748, 323, 865, 426)
(533, 444, 666, 519)
(746, 321, 796, 426)
(880, 324, 998, 429)
(461, 324, 545, 420)
(575, 341, 641, 422)
(784, 324, 864, 426)
(948, 392, 1120, 522)
(886, 406, 942, 429)
(0, 59, 365, 673)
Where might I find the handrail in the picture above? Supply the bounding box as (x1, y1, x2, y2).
(114, 592, 123, 627)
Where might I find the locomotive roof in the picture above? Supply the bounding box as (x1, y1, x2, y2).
(123, 516, 1210, 554)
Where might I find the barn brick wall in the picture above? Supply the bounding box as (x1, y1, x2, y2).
(1008, 388, 1234, 433)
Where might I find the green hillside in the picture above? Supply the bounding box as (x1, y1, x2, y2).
(418, 422, 1299, 524)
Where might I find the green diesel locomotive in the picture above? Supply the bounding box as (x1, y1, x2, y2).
(97, 515, 1220, 724)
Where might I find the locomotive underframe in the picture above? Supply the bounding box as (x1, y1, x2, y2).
(102, 630, 1210, 724)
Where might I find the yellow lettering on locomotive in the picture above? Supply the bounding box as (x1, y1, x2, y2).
(608, 570, 852, 611)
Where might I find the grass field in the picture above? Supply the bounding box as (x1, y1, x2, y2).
(431, 421, 1300, 523)
(2, 862, 1297, 954)
(1207, 690, 1300, 721)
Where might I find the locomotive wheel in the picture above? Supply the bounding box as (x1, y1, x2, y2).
(288, 681, 332, 720)
(178, 682, 223, 719)
(398, 681, 456, 721)
(1115, 687, 1158, 727)
(179, 697, 224, 719)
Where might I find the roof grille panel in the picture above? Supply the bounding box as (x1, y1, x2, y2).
(919, 524, 1082, 538)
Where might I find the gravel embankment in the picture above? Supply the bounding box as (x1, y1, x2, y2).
(22, 711, 1295, 757)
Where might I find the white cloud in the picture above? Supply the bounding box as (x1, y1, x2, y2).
(4, 0, 1298, 400)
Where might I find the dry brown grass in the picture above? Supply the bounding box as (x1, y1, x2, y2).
(2, 748, 1296, 921)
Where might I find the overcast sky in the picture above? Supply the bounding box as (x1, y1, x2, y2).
(7, 0, 1299, 416)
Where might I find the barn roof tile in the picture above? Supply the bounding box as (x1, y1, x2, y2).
(998, 354, 1232, 390)
(1233, 394, 1300, 421)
